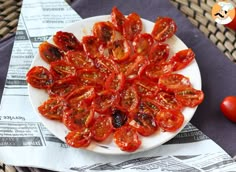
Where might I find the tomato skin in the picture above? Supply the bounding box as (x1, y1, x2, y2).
(169, 49, 195, 71)
(220, 96, 236, 122)
(155, 110, 184, 132)
(82, 36, 102, 59)
(65, 128, 92, 148)
(113, 126, 141, 152)
(39, 41, 63, 64)
(26, 66, 53, 89)
(151, 17, 177, 42)
(91, 116, 113, 142)
(123, 13, 142, 41)
(111, 6, 126, 33)
(53, 31, 83, 52)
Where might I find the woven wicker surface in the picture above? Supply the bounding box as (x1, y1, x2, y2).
(0, 0, 236, 171)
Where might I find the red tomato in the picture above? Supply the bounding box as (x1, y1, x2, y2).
(123, 13, 142, 40)
(105, 72, 125, 92)
(63, 104, 94, 131)
(220, 96, 236, 122)
(158, 73, 191, 92)
(120, 86, 139, 113)
(113, 126, 141, 152)
(133, 33, 154, 55)
(53, 31, 83, 52)
(39, 41, 63, 64)
(124, 55, 148, 80)
(129, 112, 158, 136)
(145, 62, 173, 81)
(111, 6, 126, 33)
(93, 56, 119, 74)
(91, 116, 113, 141)
(154, 91, 182, 111)
(26, 66, 53, 89)
(139, 97, 161, 114)
(108, 39, 131, 62)
(65, 128, 92, 148)
(133, 78, 159, 98)
(82, 36, 102, 59)
(65, 86, 95, 107)
(92, 90, 120, 113)
(38, 97, 67, 121)
(155, 110, 184, 132)
(169, 49, 195, 71)
(93, 22, 115, 43)
(48, 78, 76, 97)
(77, 68, 105, 87)
(64, 51, 94, 69)
(50, 60, 77, 80)
(148, 43, 170, 64)
(175, 88, 204, 107)
(151, 17, 177, 42)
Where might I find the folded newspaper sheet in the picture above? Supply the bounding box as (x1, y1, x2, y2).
(0, 0, 236, 171)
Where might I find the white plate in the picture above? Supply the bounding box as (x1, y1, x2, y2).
(28, 15, 202, 155)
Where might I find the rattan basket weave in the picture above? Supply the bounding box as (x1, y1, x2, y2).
(0, 0, 236, 172)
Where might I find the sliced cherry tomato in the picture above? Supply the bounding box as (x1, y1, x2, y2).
(50, 60, 76, 80)
(93, 56, 119, 75)
(111, 6, 126, 33)
(39, 41, 63, 64)
(120, 86, 139, 113)
(113, 126, 141, 152)
(151, 17, 177, 42)
(77, 68, 105, 87)
(65, 128, 92, 148)
(64, 51, 94, 69)
(112, 109, 128, 128)
(123, 13, 142, 41)
(53, 31, 83, 52)
(158, 73, 191, 92)
(82, 36, 102, 59)
(48, 77, 76, 97)
(148, 43, 169, 64)
(124, 55, 148, 80)
(169, 49, 195, 71)
(129, 112, 158, 136)
(93, 22, 115, 43)
(65, 86, 95, 107)
(63, 103, 94, 131)
(133, 78, 159, 98)
(105, 72, 125, 92)
(145, 62, 173, 81)
(91, 116, 113, 141)
(220, 96, 236, 123)
(175, 88, 204, 107)
(133, 33, 154, 55)
(26, 66, 53, 89)
(108, 39, 131, 62)
(155, 110, 184, 132)
(92, 90, 120, 113)
(154, 91, 182, 111)
(139, 97, 160, 114)
(38, 97, 67, 121)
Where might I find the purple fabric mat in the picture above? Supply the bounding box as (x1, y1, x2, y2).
(0, 0, 236, 171)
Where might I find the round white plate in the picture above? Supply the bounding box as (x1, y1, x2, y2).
(28, 15, 202, 155)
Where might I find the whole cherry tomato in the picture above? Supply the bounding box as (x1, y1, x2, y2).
(220, 96, 236, 122)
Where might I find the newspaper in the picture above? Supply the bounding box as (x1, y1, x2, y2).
(1, 0, 236, 171)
